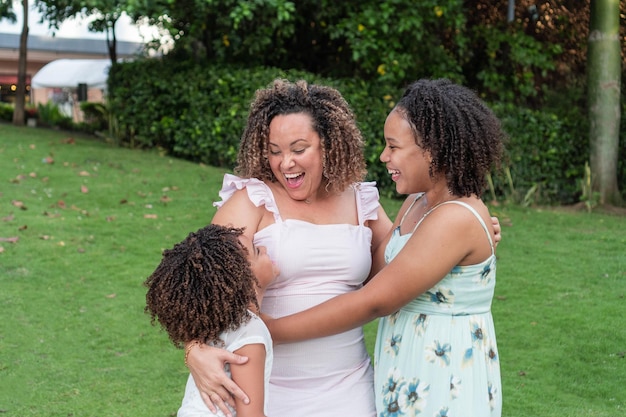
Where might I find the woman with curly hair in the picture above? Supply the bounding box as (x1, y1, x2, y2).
(145, 224, 279, 417)
(266, 79, 505, 417)
(185, 79, 502, 417)
(185, 79, 393, 417)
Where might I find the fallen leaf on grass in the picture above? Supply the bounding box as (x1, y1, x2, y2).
(160, 195, 172, 203)
(106, 216, 116, 222)
(78, 171, 90, 177)
(106, 293, 117, 299)
(119, 199, 128, 204)
(61, 137, 75, 144)
(57, 200, 66, 209)
(0, 246, 4, 253)
(77, 247, 85, 253)
(29, 172, 37, 178)
(10, 174, 26, 183)
(42, 156, 54, 164)
(40, 235, 51, 240)
(2, 214, 14, 222)
(43, 211, 61, 218)
(12, 201, 27, 210)
(144, 214, 158, 219)
(18, 225, 27, 231)
(80, 185, 89, 193)
(0, 236, 19, 243)
(29, 144, 36, 149)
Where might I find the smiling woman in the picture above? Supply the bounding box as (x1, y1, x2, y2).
(182, 78, 393, 417)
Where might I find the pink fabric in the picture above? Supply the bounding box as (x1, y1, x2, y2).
(214, 174, 378, 417)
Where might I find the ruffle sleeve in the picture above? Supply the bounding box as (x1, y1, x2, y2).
(213, 174, 281, 222)
(355, 181, 381, 224)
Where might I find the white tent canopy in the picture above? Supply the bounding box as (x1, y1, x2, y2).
(32, 59, 112, 89)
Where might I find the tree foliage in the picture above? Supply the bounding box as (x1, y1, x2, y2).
(129, 0, 619, 106)
(0, 0, 17, 21)
(36, 0, 127, 63)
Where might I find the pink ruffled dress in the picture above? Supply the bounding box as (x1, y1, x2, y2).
(214, 174, 379, 417)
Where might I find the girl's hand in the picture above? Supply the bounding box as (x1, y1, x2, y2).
(492, 216, 502, 247)
(185, 342, 250, 417)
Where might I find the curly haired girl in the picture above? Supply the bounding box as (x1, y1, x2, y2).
(145, 224, 278, 417)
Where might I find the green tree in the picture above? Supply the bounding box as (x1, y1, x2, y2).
(131, 0, 297, 64)
(0, 0, 17, 20)
(36, 0, 129, 64)
(134, 0, 562, 102)
(587, 0, 622, 205)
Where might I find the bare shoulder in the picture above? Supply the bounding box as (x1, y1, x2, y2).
(421, 198, 494, 262)
(212, 188, 266, 233)
(428, 198, 491, 228)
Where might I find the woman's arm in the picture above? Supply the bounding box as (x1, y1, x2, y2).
(267, 203, 485, 343)
(185, 343, 250, 416)
(369, 205, 393, 254)
(230, 343, 268, 417)
(367, 205, 394, 281)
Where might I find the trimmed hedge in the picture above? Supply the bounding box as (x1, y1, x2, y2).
(107, 58, 625, 205)
(107, 59, 398, 193)
(492, 102, 591, 205)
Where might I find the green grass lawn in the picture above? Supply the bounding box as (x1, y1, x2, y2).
(1, 123, 624, 417)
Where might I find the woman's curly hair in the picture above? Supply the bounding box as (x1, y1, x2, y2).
(395, 78, 505, 197)
(144, 225, 259, 348)
(235, 78, 367, 194)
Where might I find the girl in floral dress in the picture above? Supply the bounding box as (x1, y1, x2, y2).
(267, 78, 504, 417)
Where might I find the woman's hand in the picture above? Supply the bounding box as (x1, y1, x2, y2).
(185, 342, 250, 417)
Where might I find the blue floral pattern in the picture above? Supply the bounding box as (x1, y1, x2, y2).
(374, 206, 501, 417)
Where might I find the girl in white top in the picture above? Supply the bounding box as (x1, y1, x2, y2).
(145, 224, 279, 417)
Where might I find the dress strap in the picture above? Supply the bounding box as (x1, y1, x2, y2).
(399, 193, 425, 228)
(419, 200, 494, 255)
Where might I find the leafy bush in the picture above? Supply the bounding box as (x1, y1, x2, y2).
(79, 101, 109, 132)
(37, 101, 74, 130)
(491, 102, 589, 205)
(468, 25, 562, 105)
(0, 102, 13, 122)
(107, 58, 623, 205)
(107, 58, 401, 191)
